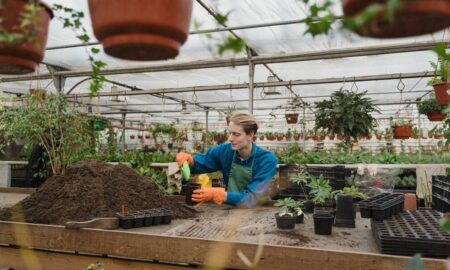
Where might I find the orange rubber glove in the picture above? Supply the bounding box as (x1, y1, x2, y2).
(176, 152, 194, 167)
(191, 188, 227, 208)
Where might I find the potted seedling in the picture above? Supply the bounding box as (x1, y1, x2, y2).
(307, 175, 336, 235)
(274, 197, 298, 230)
(391, 120, 414, 139)
(418, 98, 447, 122)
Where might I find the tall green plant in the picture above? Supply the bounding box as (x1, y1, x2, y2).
(0, 93, 92, 175)
(314, 89, 379, 151)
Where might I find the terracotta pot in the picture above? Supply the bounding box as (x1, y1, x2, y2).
(342, 0, 450, 38)
(28, 88, 46, 100)
(285, 113, 298, 124)
(404, 193, 417, 211)
(427, 111, 446, 121)
(293, 135, 300, 141)
(88, 0, 193, 60)
(393, 125, 412, 139)
(259, 136, 264, 141)
(376, 134, 382, 140)
(433, 82, 450, 105)
(0, 0, 52, 74)
(434, 134, 443, 139)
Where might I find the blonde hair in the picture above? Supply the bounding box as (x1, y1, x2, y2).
(230, 111, 258, 135)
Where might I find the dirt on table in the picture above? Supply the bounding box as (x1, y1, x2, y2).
(0, 160, 195, 225)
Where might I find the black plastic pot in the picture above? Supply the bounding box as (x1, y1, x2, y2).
(133, 212, 145, 228)
(335, 194, 355, 228)
(152, 212, 163, 225)
(185, 183, 201, 205)
(144, 211, 154, 226)
(313, 212, 334, 235)
(303, 200, 315, 213)
(275, 213, 297, 230)
(296, 213, 304, 224)
(161, 209, 173, 224)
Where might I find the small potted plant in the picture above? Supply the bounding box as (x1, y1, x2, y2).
(289, 169, 314, 213)
(292, 130, 301, 141)
(274, 198, 298, 230)
(391, 120, 414, 139)
(417, 98, 447, 122)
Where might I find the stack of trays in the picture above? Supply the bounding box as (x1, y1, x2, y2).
(359, 193, 404, 221)
(371, 210, 450, 258)
(432, 175, 450, 213)
(116, 208, 173, 229)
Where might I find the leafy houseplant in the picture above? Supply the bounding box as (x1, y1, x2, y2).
(274, 197, 298, 229)
(314, 89, 379, 151)
(307, 175, 335, 207)
(0, 93, 92, 175)
(417, 99, 447, 122)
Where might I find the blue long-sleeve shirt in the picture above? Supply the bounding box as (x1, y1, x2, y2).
(191, 142, 277, 208)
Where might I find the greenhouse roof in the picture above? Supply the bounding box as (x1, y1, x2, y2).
(0, 0, 449, 130)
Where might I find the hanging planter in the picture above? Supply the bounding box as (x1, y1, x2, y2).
(427, 112, 446, 122)
(392, 123, 413, 139)
(342, 0, 450, 38)
(418, 98, 447, 121)
(285, 113, 299, 124)
(130, 135, 135, 139)
(0, 0, 53, 74)
(432, 82, 450, 105)
(88, 0, 193, 61)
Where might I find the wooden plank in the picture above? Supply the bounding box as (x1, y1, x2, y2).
(0, 187, 35, 194)
(0, 221, 445, 270)
(0, 246, 195, 270)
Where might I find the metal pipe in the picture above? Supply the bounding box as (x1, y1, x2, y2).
(248, 47, 254, 113)
(65, 71, 434, 98)
(2, 41, 445, 82)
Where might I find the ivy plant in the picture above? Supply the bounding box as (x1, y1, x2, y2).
(417, 99, 447, 115)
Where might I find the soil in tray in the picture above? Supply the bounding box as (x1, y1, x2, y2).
(0, 160, 196, 225)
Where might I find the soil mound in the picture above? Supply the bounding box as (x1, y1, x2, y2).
(0, 160, 195, 225)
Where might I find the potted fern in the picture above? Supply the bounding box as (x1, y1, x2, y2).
(429, 43, 450, 105)
(418, 98, 447, 122)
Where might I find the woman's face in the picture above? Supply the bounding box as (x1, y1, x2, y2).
(227, 121, 253, 151)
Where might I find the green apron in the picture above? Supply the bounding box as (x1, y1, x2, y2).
(227, 152, 255, 192)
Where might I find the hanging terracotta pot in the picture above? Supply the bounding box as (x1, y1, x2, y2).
(285, 113, 299, 124)
(342, 0, 450, 38)
(392, 125, 412, 139)
(0, 0, 53, 74)
(427, 111, 446, 121)
(433, 81, 450, 105)
(88, 0, 193, 60)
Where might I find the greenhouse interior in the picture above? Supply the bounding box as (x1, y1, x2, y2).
(0, 0, 449, 269)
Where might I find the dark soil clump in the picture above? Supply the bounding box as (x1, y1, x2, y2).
(0, 160, 195, 225)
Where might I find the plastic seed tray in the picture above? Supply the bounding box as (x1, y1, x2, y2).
(116, 208, 173, 229)
(432, 175, 450, 213)
(371, 209, 450, 258)
(359, 193, 404, 221)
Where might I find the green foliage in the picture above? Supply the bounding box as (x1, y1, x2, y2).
(307, 175, 334, 204)
(391, 119, 414, 127)
(404, 254, 425, 270)
(440, 218, 450, 232)
(52, 4, 106, 97)
(149, 123, 178, 140)
(314, 89, 379, 150)
(339, 186, 365, 199)
(417, 99, 447, 115)
(274, 197, 302, 216)
(429, 43, 450, 85)
(85, 262, 104, 270)
(218, 36, 246, 55)
(289, 168, 311, 200)
(0, 1, 43, 44)
(0, 94, 92, 175)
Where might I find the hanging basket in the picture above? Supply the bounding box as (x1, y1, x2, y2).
(93, 119, 107, 131)
(427, 111, 446, 122)
(88, 0, 193, 61)
(392, 125, 412, 139)
(0, 0, 53, 74)
(285, 113, 299, 124)
(342, 0, 450, 38)
(433, 82, 450, 105)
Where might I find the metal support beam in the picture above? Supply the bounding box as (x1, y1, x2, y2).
(121, 112, 126, 150)
(65, 71, 434, 98)
(2, 41, 445, 82)
(248, 47, 254, 113)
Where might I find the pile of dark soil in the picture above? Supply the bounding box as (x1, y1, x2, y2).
(0, 160, 195, 225)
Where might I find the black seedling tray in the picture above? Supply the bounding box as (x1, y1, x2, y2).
(116, 208, 173, 229)
(371, 210, 450, 258)
(359, 193, 404, 220)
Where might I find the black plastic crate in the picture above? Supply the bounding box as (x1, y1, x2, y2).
(359, 193, 404, 220)
(306, 165, 346, 191)
(116, 208, 173, 229)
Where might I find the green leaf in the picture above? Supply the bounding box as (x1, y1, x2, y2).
(404, 254, 425, 270)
